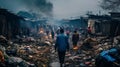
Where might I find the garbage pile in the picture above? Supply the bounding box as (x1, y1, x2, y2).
(95, 48, 120, 67)
(64, 36, 120, 67)
(0, 35, 120, 67)
(17, 44, 51, 67)
(0, 36, 52, 67)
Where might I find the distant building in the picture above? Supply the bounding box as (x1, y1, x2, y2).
(88, 15, 111, 35)
(87, 13, 120, 36)
(0, 8, 24, 39)
(110, 12, 120, 36)
(60, 17, 88, 31)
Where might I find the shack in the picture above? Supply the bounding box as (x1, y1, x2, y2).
(0, 8, 24, 39)
(110, 12, 120, 36)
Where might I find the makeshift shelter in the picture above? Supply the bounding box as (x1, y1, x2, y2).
(0, 8, 24, 39)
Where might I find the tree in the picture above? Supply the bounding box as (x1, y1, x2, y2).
(100, 0, 120, 11)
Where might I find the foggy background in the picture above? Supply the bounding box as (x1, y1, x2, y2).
(50, 0, 103, 19)
(0, 0, 105, 19)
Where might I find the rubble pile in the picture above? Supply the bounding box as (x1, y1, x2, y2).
(64, 36, 120, 67)
(17, 44, 51, 67)
(0, 36, 52, 67)
(65, 49, 96, 67)
(0, 35, 120, 67)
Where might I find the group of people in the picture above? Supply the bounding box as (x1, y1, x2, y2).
(39, 26, 90, 67)
(55, 28, 80, 67)
(34, 26, 91, 67)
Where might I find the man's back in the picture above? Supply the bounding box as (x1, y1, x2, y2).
(55, 34, 69, 51)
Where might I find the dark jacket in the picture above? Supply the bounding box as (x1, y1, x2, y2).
(72, 33, 79, 43)
(55, 34, 69, 52)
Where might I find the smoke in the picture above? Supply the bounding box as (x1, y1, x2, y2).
(0, 0, 53, 17)
(100, 0, 120, 11)
(21, 0, 53, 17)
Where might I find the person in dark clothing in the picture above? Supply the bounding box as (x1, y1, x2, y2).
(46, 30, 49, 36)
(51, 30, 55, 39)
(55, 29, 69, 67)
(87, 27, 92, 37)
(72, 30, 79, 48)
(66, 30, 70, 38)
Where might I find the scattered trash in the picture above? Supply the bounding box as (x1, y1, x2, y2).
(0, 35, 120, 67)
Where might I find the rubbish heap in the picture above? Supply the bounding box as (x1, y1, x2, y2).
(0, 35, 53, 67)
(0, 35, 120, 67)
(64, 36, 120, 67)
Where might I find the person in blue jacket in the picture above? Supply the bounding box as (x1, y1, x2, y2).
(55, 28, 69, 67)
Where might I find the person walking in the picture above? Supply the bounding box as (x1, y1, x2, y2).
(55, 28, 69, 67)
(51, 30, 55, 40)
(72, 30, 79, 48)
(87, 27, 92, 37)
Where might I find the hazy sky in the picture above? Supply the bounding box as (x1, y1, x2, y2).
(50, 0, 102, 19)
(0, 0, 104, 20)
